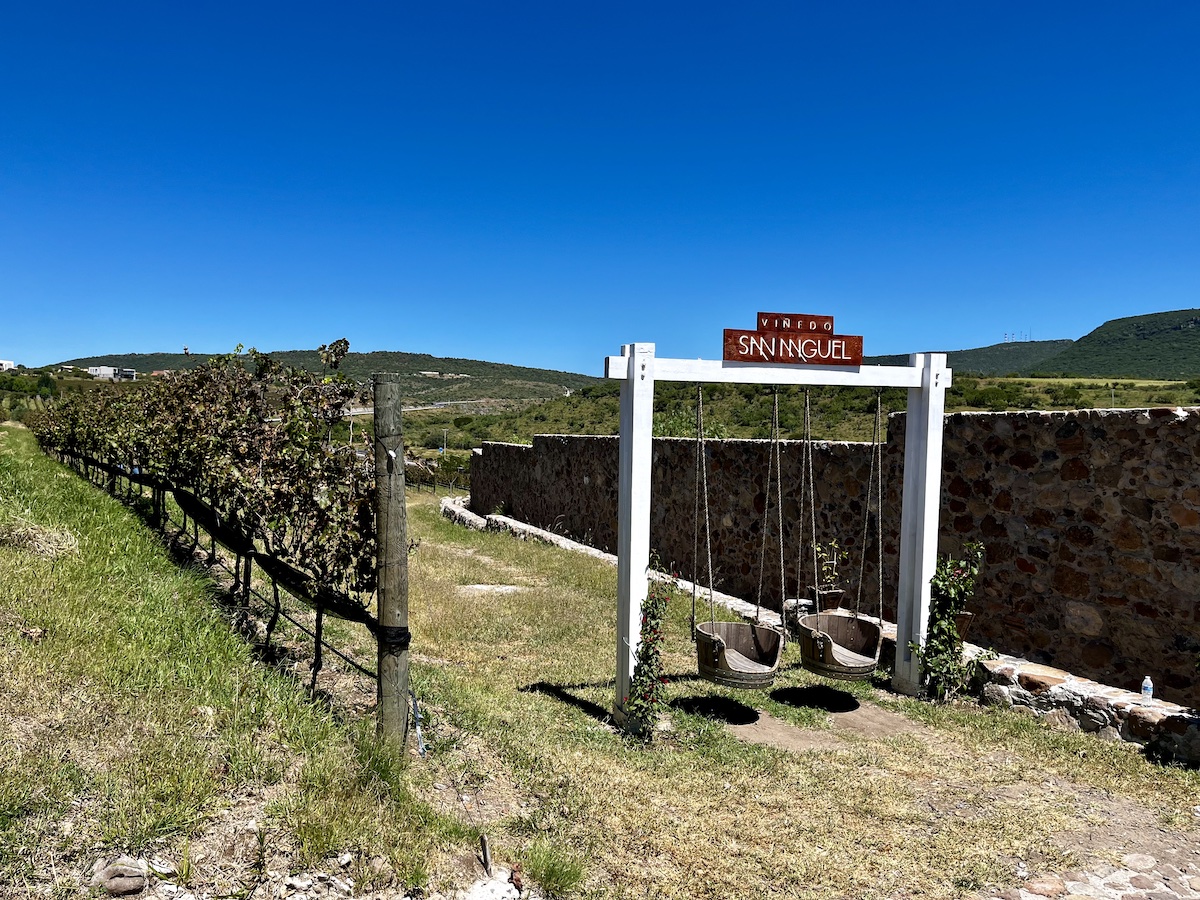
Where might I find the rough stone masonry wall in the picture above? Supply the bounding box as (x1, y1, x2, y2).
(935, 407, 1200, 708)
(469, 407, 1200, 708)
(470, 434, 892, 614)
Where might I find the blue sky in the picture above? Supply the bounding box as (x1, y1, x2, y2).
(2, 2, 1197, 373)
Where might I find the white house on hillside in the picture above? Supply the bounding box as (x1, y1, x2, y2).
(0, 360, 15, 372)
(86, 366, 137, 381)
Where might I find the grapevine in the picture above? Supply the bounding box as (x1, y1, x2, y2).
(31, 344, 378, 605)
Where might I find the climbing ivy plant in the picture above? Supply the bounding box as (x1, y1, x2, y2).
(623, 571, 672, 738)
(913, 541, 984, 703)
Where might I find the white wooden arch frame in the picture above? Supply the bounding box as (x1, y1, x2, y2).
(604, 343, 951, 722)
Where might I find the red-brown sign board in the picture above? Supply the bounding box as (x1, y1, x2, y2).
(723, 329, 864, 366)
(756, 312, 834, 334)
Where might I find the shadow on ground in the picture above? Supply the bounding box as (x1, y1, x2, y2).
(771, 684, 860, 713)
(520, 681, 612, 725)
(668, 695, 760, 725)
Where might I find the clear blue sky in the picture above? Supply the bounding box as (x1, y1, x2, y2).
(2, 2, 1197, 373)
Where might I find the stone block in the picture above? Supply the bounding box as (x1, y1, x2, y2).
(1166, 508, 1195, 528)
(1080, 640, 1115, 667)
(1161, 712, 1200, 736)
(1009, 449, 1039, 469)
(1051, 566, 1091, 599)
(1124, 705, 1166, 741)
(1120, 496, 1154, 521)
(1064, 525, 1095, 547)
(979, 658, 1019, 685)
(981, 683, 1012, 707)
(1063, 602, 1105, 637)
(1060, 458, 1090, 481)
(1078, 706, 1110, 732)
(1017, 664, 1070, 694)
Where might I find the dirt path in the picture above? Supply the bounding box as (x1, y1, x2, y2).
(720, 694, 1200, 900)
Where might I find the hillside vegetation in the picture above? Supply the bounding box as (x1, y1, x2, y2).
(40, 308, 1200, 447)
(401, 375, 1200, 451)
(57, 348, 599, 402)
(868, 309, 1200, 379)
(53, 308, 1200, 403)
(1030, 308, 1200, 379)
(867, 339, 1074, 375)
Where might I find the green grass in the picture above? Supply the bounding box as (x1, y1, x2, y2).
(0, 426, 457, 893)
(4, 423, 1199, 899)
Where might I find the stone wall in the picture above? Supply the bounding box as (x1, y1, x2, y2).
(470, 434, 892, 612)
(469, 407, 1200, 707)
(936, 408, 1200, 708)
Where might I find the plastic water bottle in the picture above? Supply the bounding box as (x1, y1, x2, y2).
(1141, 676, 1153, 700)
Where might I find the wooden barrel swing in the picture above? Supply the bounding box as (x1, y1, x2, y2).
(690, 386, 785, 690)
(695, 620, 783, 689)
(793, 389, 885, 681)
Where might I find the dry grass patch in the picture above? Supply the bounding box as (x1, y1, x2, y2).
(400, 492, 1200, 899)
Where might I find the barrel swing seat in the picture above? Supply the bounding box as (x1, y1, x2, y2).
(689, 386, 787, 690)
(797, 612, 881, 681)
(792, 388, 887, 683)
(695, 620, 783, 689)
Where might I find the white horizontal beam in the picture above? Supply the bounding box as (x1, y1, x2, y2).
(604, 355, 928, 389)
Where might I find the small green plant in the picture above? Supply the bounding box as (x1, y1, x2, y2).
(524, 838, 584, 898)
(815, 540, 847, 590)
(622, 572, 671, 737)
(912, 542, 984, 702)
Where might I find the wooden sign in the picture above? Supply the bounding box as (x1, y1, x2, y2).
(722, 311, 863, 366)
(724, 329, 863, 366)
(756, 312, 834, 334)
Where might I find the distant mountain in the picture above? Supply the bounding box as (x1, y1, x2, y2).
(1029, 309, 1200, 379)
(866, 340, 1074, 375)
(54, 308, 1200, 397)
(866, 309, 1200, 379)
(56, 349, 600, 402)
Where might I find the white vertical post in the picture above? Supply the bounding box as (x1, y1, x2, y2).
(893, 352, 950, 695)
(612, 343, 656, 723)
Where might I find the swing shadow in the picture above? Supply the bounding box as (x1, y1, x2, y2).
(520, 681, 612, 725)
(770, 684, 860, 714)
(519, 672, 759, 727)
(668, 695, 759, 726)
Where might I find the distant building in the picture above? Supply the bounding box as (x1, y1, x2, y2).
(0, 360, 15, 372)
(86, 366, 137, 382)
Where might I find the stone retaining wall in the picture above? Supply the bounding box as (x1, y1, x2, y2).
(469, 407, 1200, 708)
(975, 655, 1200, 766)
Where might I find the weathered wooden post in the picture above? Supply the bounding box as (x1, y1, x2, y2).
(373, 374, 411, 744)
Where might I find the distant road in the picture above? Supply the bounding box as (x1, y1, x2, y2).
(346, 399, 497, 416)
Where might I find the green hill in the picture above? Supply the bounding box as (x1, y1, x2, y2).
(1029, 309, 1200, 379)
(56, 349, 600, 403)
(867, 340, 1074, 375)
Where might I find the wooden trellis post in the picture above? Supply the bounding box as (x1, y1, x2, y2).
(373, 373, 411, 744)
